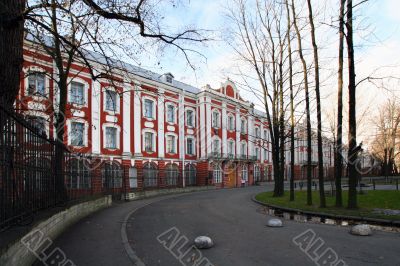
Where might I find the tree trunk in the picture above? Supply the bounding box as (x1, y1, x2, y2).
(0, 0, 25, 108)
(335, 0, 345, 207)
(306, 0, 325, 208)
(285, 0, 295, 201)
(291, 0, 312, 205)
(346, 0, 358, 209)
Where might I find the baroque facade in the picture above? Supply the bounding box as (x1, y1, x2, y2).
(17, 39, 339, 192)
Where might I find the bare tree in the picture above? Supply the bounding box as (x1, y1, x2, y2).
(226, 0, 289, 196)
(346, 0, 358, 209)
(306, 0, 325, 207)
(291, 0, 313, 205)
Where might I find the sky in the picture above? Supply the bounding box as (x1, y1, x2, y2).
(130, 0, 400, 144)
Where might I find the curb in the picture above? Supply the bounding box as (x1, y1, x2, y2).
(251, 195, 400, 228)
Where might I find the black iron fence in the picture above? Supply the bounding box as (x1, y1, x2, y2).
(0, 106, 96, 231)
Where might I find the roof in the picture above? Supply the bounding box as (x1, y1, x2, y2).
(25, 32, 200, 94)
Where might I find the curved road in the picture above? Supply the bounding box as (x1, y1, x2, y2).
(50, 186, 399, 266)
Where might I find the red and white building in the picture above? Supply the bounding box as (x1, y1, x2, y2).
(17, 39, 339, 193)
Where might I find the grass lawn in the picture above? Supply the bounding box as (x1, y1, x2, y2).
(255, 190, 400, 221)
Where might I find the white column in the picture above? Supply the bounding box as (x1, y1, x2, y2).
(122, 85, 131, 156)
(205, 96, 212, 156)
(248, 114, 254, 156)
(133, 83, 142, 156)
(199, 97, 206, 158)
(222, 102, 227, 155)
(260, 121, 264, 161)
(178, 93, 185, 159)
(91, 80, 101, 154)
(235, 107, 241, 155)
(157, 88, 165, 158)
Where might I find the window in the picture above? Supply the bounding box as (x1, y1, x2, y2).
(167, 105, 175, 123)
(144, 99, 154, 118)
(186, 110, 194, 127)
(264, 149, 267, 161)
(28, 73, 45, 96)
(27, 116, 47, 137)
(241, 119, 246, 134)
(242, 166, 248, 181)
(213, 164, 222, 183)
(101, 162, 122, 188)
(105, 90, 118, 112)
(241, 142, 246, 156)
(213, 138, 220, 154)
(212, 111, 220, 128)
(166, 135, 176, 153)
(166, 75, 173, 83)
(144, 132, 154, 152)
(255, 147, 259, 160)
(255, 127, 260, 138)
(264, 130, 268, 140)
(185, 164, 196, 186)
(143, 162, 158, 187)
(70, 122, 84, 146)
(254, 165, 261, 182)
(70, 82, 85, 105)
(105, 127, 117, 149)
(228, 140, 234, 156)
(165, 164, 179, 186)
(228, 116, 235, 131)
(67, 160, 91, 189)
(186, 138, 194, 155)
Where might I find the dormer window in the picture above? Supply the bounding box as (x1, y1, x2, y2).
(162, 73, 174, 84)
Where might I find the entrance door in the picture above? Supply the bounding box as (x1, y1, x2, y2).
(226, 165, 237, 188)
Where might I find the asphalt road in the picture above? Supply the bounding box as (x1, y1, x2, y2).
(47, 185, 400, 266)
(127, 186, 400, 266)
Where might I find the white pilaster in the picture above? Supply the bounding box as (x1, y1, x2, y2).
(133, 83, 142, 156)
(199, 97, 206, 158)
(91, 80, 101, 154)
(222, 102, 227, 155)
(158, 88, 165, 158)
(205, 96, 212, 156)
(235, 107, 241, 155)
(122, 85, 131, 156)
(248, 114, 254, 156)
(179, 93, 185, 159)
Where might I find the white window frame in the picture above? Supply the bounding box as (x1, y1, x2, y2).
(102, 123, 121, 149)
(166, 102, 177, 124)
(143, 96, 156, 120)
(227, 139, 235, 156)
(241, 141, 247, 156)
(186, 108, 195, 127)
(142, 128, 157, 153)
(213, 164, 222, 183)
(241, 118, 247, 134)
(227, 115, 235, 131)
(242, 165, 248, 181)
(23, 66, 50, 98)
(103, 88, 120, 114)
(212, 110, 220, 129)
(186, 136, 196, 155)
(165, 132, 178, 154)
(67, 118, 89, 147)
(212, 136, 221, 154)
(68, 77, 89, 107)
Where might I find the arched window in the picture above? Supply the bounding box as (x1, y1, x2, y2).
(185, 164, 196, 186)
(101, 162, 123, 189)
(254, 165, 260, 182)
(67, 159, 91, 189)
(213, 164, 222, 183)
(242, 165, 248, 181)
(165, 164, 179, 186)
(143, 162, 158, 188)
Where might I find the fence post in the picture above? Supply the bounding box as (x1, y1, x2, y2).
(396, 179, 399, 191)
(373, 180, 375, 190)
